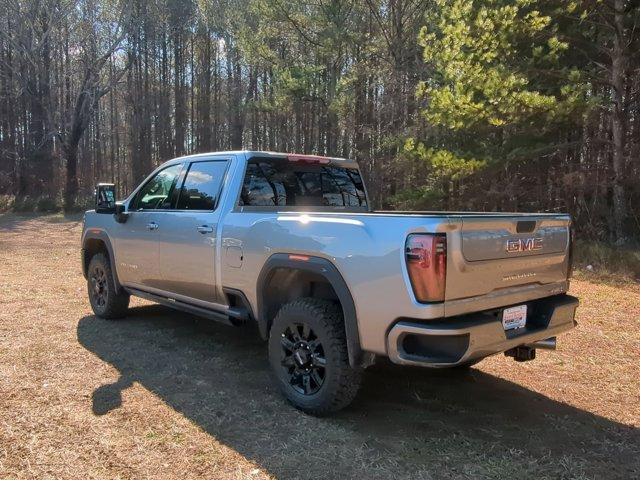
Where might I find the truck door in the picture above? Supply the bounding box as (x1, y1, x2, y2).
(112, 163, 184, 289)
(154, 159, 230, 305)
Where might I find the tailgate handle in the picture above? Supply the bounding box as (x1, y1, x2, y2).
(516, 220, 536, 233)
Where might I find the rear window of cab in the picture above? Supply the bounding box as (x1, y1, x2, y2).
(239, 159, 367, 209)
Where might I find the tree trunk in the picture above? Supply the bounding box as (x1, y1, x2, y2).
(610, 0, 629, 244)
(64, 143, 78, 210)
(230, 48, 245, 149)
(174, 30, 186, 156)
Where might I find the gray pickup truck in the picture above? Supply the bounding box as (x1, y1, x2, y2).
(81, 150, 578, 414)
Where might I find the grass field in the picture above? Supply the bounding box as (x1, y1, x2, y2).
(1, 214, 638, 479)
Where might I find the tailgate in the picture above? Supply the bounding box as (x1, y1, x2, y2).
(445, 215, 571, 302)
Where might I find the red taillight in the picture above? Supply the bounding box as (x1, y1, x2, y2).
(405, 234, 447, 302)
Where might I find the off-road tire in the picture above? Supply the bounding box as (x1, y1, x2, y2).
(268, 298, 362, 415)
(87, 252, 129, 319)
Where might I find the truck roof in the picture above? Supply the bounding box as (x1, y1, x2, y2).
(158, 150, 358, 169)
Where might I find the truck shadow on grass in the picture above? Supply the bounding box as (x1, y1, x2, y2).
(77, 305, 639, 480)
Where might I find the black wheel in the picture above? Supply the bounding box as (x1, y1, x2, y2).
(87, 252, 129, 319)
(268, 298, 362, 415)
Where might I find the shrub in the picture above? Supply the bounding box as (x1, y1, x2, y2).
(0, 195, 15, 212)
(574, 240, 640, 280)
(12, 196, 38, 212)
(10, 196, 62, 213)
(37, 197, 61, 213)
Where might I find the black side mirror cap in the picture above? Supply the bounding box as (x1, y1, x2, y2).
(95, 183, 116, 213)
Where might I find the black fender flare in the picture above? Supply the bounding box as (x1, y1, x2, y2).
(256, 253, 364, 367)
(82, 230, 122, 292)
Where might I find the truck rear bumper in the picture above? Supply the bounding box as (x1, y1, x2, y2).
(386, 294, 578, 368)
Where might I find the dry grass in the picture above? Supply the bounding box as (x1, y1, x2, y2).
(573, 240, 640, 282)
(0, 213, 638, 480)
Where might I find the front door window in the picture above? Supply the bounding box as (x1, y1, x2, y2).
(133, 164, 183, 210)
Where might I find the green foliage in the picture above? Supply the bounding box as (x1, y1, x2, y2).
(406, 0, 602, 213)
(418, 0, 587, 131)
(275, 66, 324, 101)
(403, 138, 486, 180)
(389, 185, 446, 211)
(389, 138, 487, 210)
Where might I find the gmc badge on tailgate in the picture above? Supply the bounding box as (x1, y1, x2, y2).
(506, 237, 543, 253)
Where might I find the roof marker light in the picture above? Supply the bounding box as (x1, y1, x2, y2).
(289, 254, 310, 262)
(287, 154, 331, 164)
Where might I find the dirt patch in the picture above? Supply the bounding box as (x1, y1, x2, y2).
(1, 214, 638, 479)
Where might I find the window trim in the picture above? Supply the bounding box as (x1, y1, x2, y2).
(172, 159, 231, 213)
(130, 163, 185, 212)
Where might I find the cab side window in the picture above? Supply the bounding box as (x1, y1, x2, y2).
(176, 161, 228, 210)
(132, 164, 182, 210)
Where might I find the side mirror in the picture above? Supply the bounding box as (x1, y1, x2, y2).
(95, 183, 116, 214)
(114, 201, 128, 223)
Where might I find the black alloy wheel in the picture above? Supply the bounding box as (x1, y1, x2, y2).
(268, 297, 363, 415)
(279, 322, 327, 395)
(87, 252, 130, 319)
(89, 264, 108, 308)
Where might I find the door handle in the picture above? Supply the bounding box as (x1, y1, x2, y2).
(196, 225, 214, 234)
(146, 222, 159, 231)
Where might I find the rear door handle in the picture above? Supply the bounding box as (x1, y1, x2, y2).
(197, 225, 214, 234)
(146, 222, 159, 231)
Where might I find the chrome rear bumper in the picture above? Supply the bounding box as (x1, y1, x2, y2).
(386, 295, 578, 368)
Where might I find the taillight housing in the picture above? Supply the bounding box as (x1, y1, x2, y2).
(405, 234, 447, 303)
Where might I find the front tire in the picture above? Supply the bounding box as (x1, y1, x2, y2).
(268, 298, 362, 415)
(87, 252, 129, 319)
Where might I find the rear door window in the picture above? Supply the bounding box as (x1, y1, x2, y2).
(240, 160, 367, 208)
(176, 160, 228, 210)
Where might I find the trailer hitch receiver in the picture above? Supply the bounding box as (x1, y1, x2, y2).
(505, 346, 536, 362)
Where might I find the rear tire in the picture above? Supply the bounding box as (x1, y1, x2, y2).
(87, 252, 129, 319)
(268, 298, 362, 415)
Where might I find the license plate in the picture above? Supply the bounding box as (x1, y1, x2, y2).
(502, 305, 527, 331)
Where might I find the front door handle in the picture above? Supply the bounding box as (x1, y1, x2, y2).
(197, 225, 214, 234)
(146, 221, 159, 231)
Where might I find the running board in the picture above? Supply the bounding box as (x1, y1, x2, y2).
(126, 287, 243, 326)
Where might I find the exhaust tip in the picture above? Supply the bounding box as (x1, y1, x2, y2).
(527, 337, 557, 350)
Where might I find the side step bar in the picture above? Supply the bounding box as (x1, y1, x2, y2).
(126, 287, 247, 326)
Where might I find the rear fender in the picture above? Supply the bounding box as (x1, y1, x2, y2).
(256, 253, 364, 367)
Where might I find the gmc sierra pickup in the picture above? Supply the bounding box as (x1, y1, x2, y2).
(81, 151, 578, 414)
